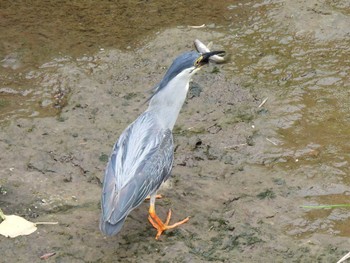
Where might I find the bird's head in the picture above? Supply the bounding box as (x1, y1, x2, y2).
(152, 50, 225, 96)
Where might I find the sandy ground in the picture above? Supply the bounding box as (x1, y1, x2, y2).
(0, 0, 349, 262)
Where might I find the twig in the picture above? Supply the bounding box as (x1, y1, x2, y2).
(40, 252, 56, 260)
(337, 251, 350, 263)
(188, 24, 206, 29)
(266, 138, 278, 146)
(258, 97, 268, 108)
(34, 222, 59, 225)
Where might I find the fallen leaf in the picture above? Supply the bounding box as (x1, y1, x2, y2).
(0, 215, 37, 238)
(0, 208, 58, 238)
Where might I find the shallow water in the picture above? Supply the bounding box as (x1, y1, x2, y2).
(1, 0, 349, 262)
(223, 0, 350, 240)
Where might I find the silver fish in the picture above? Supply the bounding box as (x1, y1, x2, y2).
(194, 39, 225, 63)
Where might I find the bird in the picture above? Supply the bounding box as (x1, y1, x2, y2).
(100, 49, 225, 239)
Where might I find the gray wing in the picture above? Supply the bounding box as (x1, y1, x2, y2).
(100, 112, 174, 236)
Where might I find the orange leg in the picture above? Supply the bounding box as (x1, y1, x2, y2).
(147, 196, 189, 240)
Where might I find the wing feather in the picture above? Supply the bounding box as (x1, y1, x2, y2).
(100, 111, 174, 235)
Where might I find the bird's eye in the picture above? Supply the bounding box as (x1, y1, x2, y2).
(194, 56, 202, 66)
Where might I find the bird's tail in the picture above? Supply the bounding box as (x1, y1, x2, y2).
(99, 216, 127, 236)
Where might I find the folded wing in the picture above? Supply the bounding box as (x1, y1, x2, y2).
(100, 111, 174, 236)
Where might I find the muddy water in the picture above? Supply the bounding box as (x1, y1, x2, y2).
(1, 0, 350, 262)
(0, 0, 232, 121)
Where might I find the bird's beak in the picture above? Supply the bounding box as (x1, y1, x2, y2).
(195, 51, 226, 68)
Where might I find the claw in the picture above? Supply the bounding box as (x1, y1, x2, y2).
(148, 208, 189, 240)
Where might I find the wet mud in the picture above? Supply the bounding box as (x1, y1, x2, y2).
(1, 0, 349, 262)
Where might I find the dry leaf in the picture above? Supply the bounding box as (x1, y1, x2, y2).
(0, 215, 37, 238)
(0, 209, 58, 238)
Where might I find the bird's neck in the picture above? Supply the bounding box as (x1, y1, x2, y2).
(147, 73, 191, 130)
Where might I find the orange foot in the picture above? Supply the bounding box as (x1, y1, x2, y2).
(148, 209, 189, 240)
